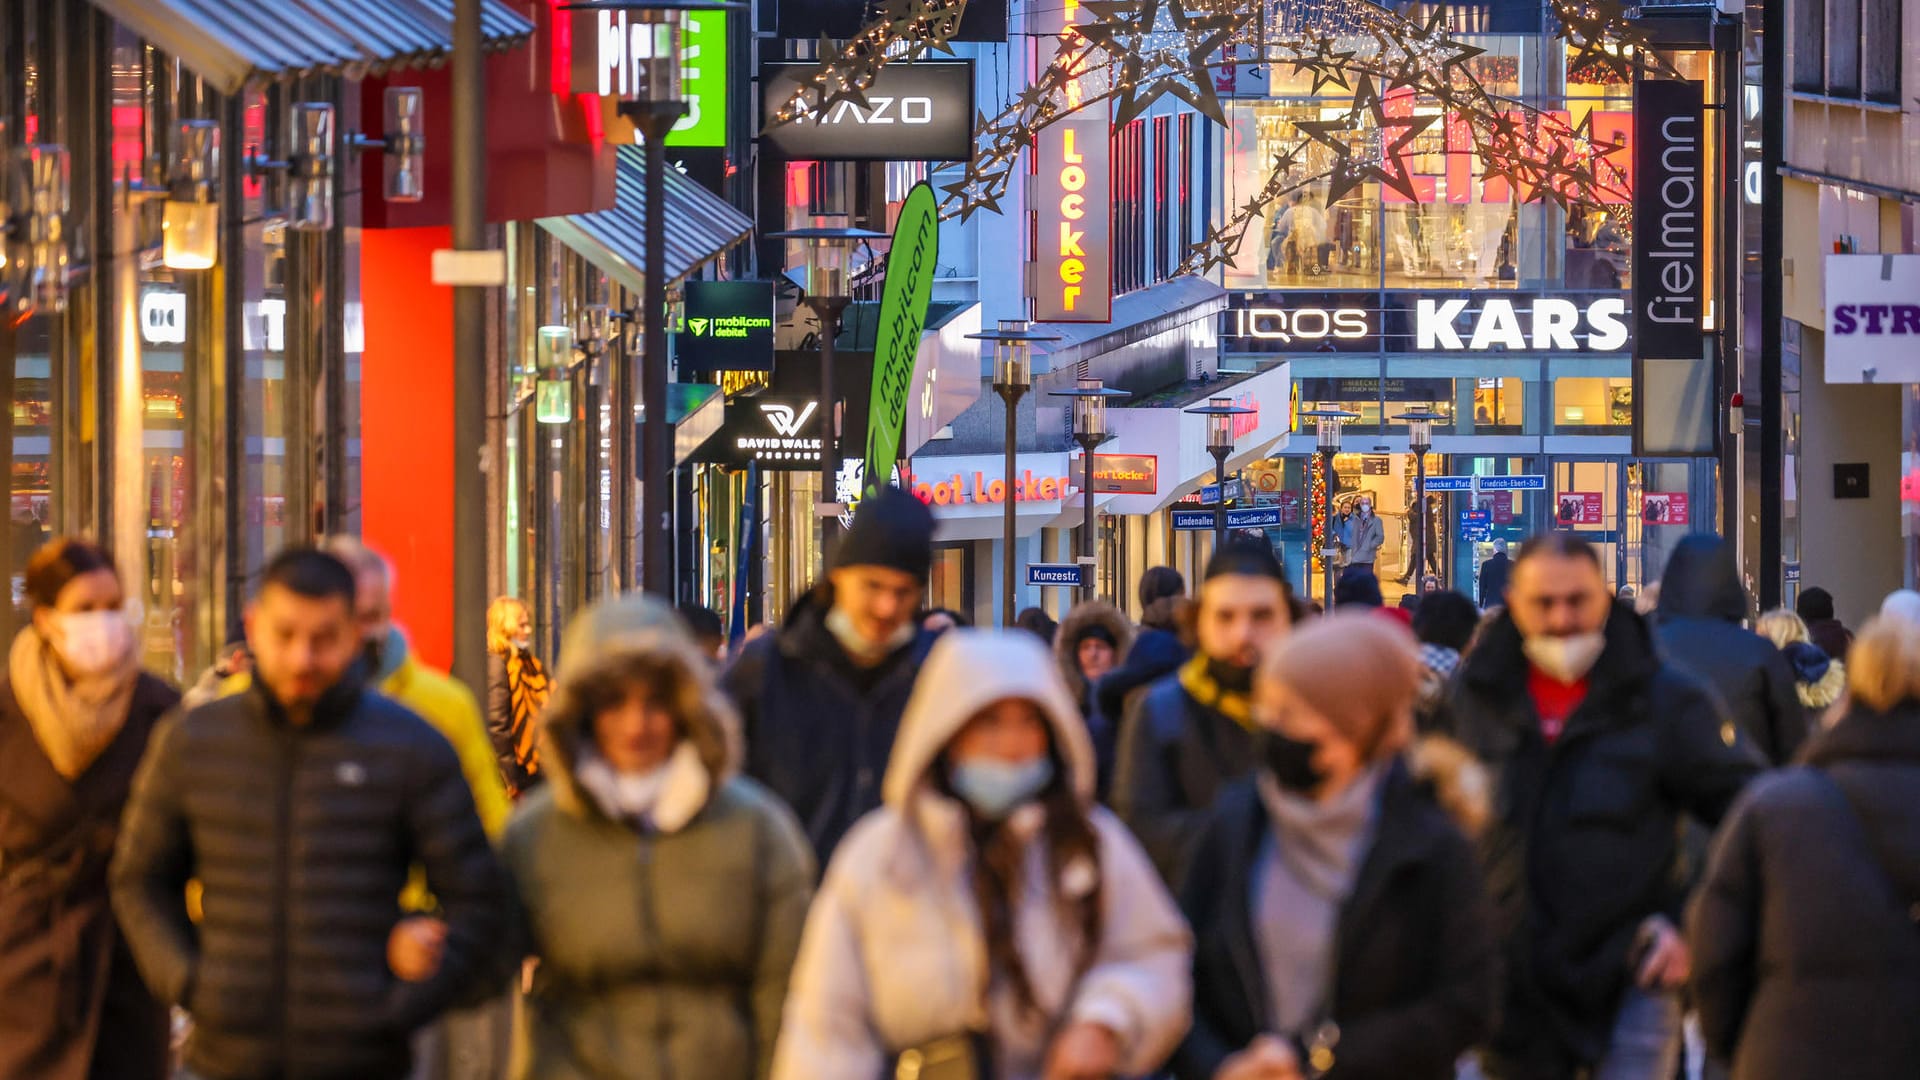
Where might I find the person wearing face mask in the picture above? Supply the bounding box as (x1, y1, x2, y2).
(1436, 534, 1761, 1080)
(1344, 499, 1385, 575)
(1174, 613, 1498, 1080)
(0, 539, 177, 1080)
(1114, 536, 1300, 885)
(501, 594, 813, 1080)
(772, 629, 1192, 1080)
(723, 486, 941, 865)
(485, 596, 550, 798)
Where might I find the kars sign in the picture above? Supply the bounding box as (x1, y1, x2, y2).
(1033, 102, 1112, 323)
(1824, 254, 1920, 382)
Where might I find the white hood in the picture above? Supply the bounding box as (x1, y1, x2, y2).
(883, 629, 1098, 811)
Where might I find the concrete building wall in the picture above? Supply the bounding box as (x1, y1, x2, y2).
(1797, 332, 1905, 627)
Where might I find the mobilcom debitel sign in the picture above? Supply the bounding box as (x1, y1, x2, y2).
(864, 182, 940, 492)
(676, 281, 775, 375)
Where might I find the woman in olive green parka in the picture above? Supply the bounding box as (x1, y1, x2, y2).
(502, 595, 815, 1080)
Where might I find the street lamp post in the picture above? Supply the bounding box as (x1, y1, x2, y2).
(1393, 409, 1449, 591)
(971, 320, 1059, 626)
(578, 0, 741, 595)
(1301, 408, 1358, 608)
(1050, 379, 1129, 601)
(769, 224, 887, 571)
(1185, 396, 1257, 553)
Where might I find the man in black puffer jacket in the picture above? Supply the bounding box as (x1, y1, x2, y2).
(111, 550, 509, 1080)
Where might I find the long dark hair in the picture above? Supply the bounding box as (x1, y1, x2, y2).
(952, 739, 1104, 1021)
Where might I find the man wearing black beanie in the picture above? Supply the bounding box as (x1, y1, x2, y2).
(722, 486, 940, 864)
(1113, 535, 1299, 885)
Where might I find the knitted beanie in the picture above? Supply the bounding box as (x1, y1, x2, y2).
(1260, 610, 1422, 755)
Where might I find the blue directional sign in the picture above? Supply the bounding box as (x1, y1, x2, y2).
(1026, 562, 1090, 588)
(1423, 474, 1546, 492)
(1197, 479, 1245, 505)
(1173, 506, 1283, 531)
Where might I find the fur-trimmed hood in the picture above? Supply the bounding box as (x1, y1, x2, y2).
(1053, 601, 1135, 709)
(1404, 735, 1493, 838)
(541, 594, 741, 832)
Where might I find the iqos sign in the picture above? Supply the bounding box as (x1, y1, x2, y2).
(1231, 306, 1369, 343)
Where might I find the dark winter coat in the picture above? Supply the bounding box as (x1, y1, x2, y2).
(1439, 604, 1762, 1072)
(0, 671, 177, 1080)
(1171, 755, 1499, 1080)
(1055, 602, 1135, 798)
(1688, 704, 1920, 1080)
(1094, 598, 1190, 735)
(1655, 536, 1808, 764)
(110, 678, 512, 1080)
(722, 589, 938, 864)
(1804, 617, 1853, 663)
(1112, 665, 1257, 886)
(1477, 551, 1512, 609)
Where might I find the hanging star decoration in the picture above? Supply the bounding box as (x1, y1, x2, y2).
(1552, 0, 1681, 83)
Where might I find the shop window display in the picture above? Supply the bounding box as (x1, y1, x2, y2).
(1552, 376, 1632, 433)
(1471, 378, 1526, 432)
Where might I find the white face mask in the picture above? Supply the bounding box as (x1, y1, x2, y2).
(824, 605, 915, 661)
(512, 635, 532, 653)
(51, 610, 135, 678)
(1523, 631, 1607, 684)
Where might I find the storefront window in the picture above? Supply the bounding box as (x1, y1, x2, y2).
(1470, 377, 1526, 431)
(8, 319, 56, 609)
(1552, 376, 1632, 433)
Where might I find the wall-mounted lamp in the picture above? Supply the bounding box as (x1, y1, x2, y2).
(535, 324, 576, 424)
(162, 120, 220, 270)
(346, 87, 427, 203)
(287, 103, 334, 231)
(8, 144, 72, 315)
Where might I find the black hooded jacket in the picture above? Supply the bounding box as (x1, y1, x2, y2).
(721, 587, 938, 864)
(1438, 604, 1762, 1072)
(1654, 535, 1808, 764)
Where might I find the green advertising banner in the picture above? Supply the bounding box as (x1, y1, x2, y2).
(665, 12, 728, 148)
(865, 182, 940, 493)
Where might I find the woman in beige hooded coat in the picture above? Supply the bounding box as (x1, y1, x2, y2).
(772, 628, 1193, 1080)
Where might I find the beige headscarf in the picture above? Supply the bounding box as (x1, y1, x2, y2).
(9, 624, 140, 779)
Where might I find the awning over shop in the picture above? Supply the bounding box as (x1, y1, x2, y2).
(538, 148, 754, 295)
(1094, 360, 1295, 515)
(1032, 277, 1228, 376)
(668, 384, 723, 465)
(88, 0, 534, 95)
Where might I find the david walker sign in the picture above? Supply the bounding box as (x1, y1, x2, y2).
(1825, 255, 1920, 382)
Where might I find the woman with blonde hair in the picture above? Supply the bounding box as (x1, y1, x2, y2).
(1690, 615, 1920, 1079)
(1755, 608, 1846, 718)
(486, 596, 550, 797)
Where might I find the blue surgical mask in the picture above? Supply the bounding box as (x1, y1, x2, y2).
(949, 757, 1055, 820)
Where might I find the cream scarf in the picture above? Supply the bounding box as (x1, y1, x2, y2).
(9, 625, 140, 780)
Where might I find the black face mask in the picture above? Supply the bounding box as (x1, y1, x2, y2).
(1256, 730, 1327, 794)
(1204, 655, 1255, 694)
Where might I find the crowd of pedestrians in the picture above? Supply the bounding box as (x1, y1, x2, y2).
(4, 503, 1920, 1080)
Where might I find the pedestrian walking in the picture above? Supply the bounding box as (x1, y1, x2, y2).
(1094, 566, 1190, 733)
(771, 629, 1192, 1080)
(0, 539, 178, 1080)
(1174, 613, 1498, 1080)
(501, 594, 813, 1080)
(723, 486, 940, 863)
(921, 607, 970, 634)
(111, 548, 511, 1080)
(1438, 534, 1761, 1080)
(1477, 538, 1512, 610)
(1056, 600, 1134, 796)
(1114, 536, 1299, 885)
(485, 595, 549, 798)
(182, 630, 250, 710)
(1334, 565, 1384, 609)
(1015, 606, 1059, 644)
(1654, 535, 1808, 764)
(1689, 615, 1920, 1080)
(1344, 499, 1385, 573)
(1793, 585, 1852, 661)
(1754, 609, 1846, 718)
(678, 602, 728, 662)
(1412, 589, 1480, 733)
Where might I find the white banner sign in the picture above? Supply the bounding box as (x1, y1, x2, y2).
(1825, 254, 1920, 382)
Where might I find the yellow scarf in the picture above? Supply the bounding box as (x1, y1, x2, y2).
(1178, 653, 1256, 730)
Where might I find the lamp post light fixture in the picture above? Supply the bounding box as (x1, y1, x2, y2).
(534, 324, 577, 425)
(971, 319, 1059, 626)
(1393, 408, 1450, 593)
(1050, 378, 1130, 601)
(1184, 395, 1257, 553)
(770, 222, 887, 571)
(161, 120, 220, 270)
(1300, 408, 1358, 608)
(565, 0, 743, 597)
(4, 144, 72, 315)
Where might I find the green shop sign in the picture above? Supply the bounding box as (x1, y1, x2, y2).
(676, 280, 775, 374)
(864, 182, 940, 492)
(666, 12, 728, 148)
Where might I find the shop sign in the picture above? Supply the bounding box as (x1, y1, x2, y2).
(1229, 304, 1370, 345)
(571, 8, 729, 147)
(1300, 377, 1452, 403)
(1784, 562, 1801, 584)
(1416, 297, 1629, 352)
(904, 467, 1072, 507)
(1823, 255, 1920, 382)
(677, 281, 775, 374)
(1642, 491, 1690, 526)
(1278, 490, 1302, 525)
(760, 61, 975, 162)
(1555, 492, 1605, 525)
(1091, 453, 1157, 494)
(1223, 292, 1628, 353)
(1033, 103, 1112, 322)
(1173, 506, 1282, 531)
(1027, 562, 1091, 588)
(866, 182, 940, 491)
(779, 0, 1006, 42)
(1632, 79, 1704, 361)
(140, 289, 187, 346)
(697, 393, 833, 469)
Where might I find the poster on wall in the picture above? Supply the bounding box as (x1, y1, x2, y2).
(1556, 492, 1605, 525)
(1642, 492, 1690, 526)
(1824, 254, 1920, 382)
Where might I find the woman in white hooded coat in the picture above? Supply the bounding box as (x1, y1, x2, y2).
(772, 629, 1193, 1080)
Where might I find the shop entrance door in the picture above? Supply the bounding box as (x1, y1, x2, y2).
(1551, 459, 1628, 590)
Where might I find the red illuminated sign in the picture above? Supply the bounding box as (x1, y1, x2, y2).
(1375, 92, 1632, 206)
